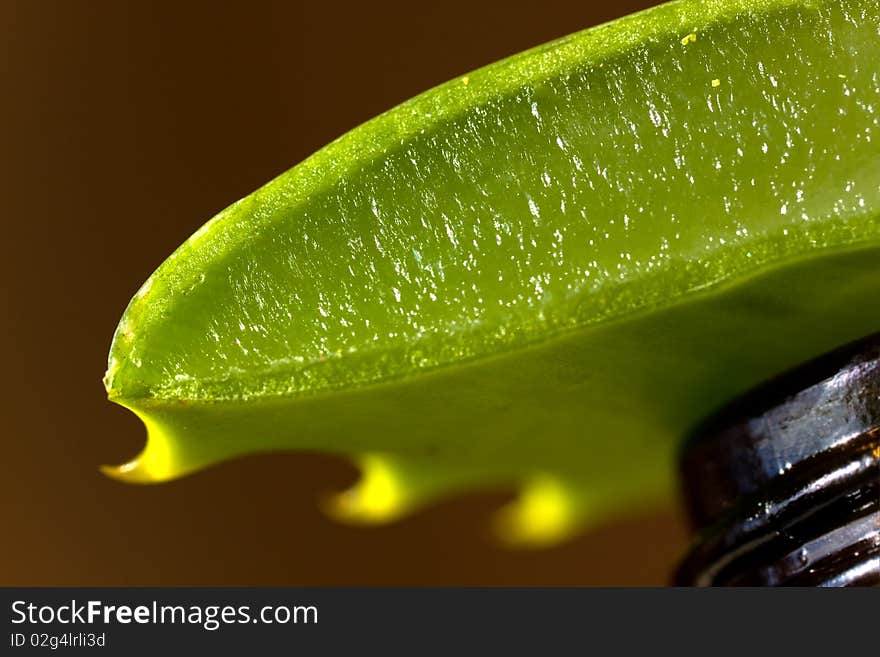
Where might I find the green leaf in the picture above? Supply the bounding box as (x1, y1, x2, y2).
(104, 0, 880, 545)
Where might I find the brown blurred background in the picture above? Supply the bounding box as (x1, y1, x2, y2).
(1, 0, 687, 585)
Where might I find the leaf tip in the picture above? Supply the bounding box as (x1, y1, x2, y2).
(322, 454, 411, 525)
(100, 404, 180, 484)
(493, 475, 590, 548)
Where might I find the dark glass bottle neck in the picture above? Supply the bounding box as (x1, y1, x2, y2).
(675, 334, 880, 586)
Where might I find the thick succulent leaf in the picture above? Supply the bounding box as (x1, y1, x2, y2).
(104, 0, 880, 544)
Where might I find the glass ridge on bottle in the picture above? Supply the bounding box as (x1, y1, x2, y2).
(676, 333, 880, 586)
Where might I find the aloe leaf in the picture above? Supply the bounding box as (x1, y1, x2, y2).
(104, 0, 880, 545)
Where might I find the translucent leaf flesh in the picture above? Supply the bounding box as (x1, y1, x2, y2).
(104, 0, 880, 543)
